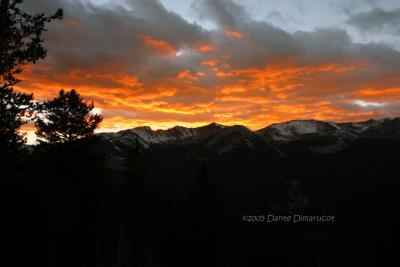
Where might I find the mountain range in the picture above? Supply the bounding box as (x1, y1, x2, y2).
(98, 117, 400, 157)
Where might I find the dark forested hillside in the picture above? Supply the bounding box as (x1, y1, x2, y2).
(2, 118, 400, 267)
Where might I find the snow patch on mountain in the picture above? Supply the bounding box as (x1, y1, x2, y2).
(99, 122, 228, 149)
(267, 121, 320, 140)
(257, 120, 343, 141)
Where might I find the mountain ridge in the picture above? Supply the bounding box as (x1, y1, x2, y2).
(95, 117, 400, 166)
(99, 117, 400, 144)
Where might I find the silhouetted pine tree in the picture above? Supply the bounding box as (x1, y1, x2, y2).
(0, 0, 62, 161)
(33, 89, 103, 267)
(0, 86, 32, 160)
(0, 0, 62, 87)
(35, 89, 103, 146)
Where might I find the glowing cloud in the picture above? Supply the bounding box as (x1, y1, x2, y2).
(141, 35, 177, 55)
(224, 29, 243, 38)
(355, 100, 388, 108)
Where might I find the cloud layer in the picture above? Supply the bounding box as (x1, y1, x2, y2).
(347, 8, 400, 34)
(17, 0, 400, 131)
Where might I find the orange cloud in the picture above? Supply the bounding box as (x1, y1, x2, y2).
(198, 44, 215, 53)
(17, 55, 396, 138)
(224, 29, 243, 38)
(18, 55, 394, 136)
(352, 87, 400, 98)
(177, 70, 198, 80)
(141, 35, 176, 55)
(201, 59, 218, 67)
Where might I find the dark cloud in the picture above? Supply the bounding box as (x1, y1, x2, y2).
(264, 10, 303, 30)
(331, 0, 377, 15)
(22, 0, 209, 83)
(21, 0, 400, 77)
(191, 0, 249, 28)
(347, 8, 400, 34)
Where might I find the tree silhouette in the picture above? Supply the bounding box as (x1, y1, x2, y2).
(34, 89, 103, 267)
(0, 0, 62, 154)
(0, 0, 63, 87)
(35, 89, 103, 145)
(0, 86, 32, 155)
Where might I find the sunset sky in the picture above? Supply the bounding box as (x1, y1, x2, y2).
(18, 0, 400, 142)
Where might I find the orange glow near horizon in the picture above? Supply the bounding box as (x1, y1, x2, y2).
(16, 54, 398, 142)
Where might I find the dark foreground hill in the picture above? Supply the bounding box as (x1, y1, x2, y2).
(2, 118, 400, 266)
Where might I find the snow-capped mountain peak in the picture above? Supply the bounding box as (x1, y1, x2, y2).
(256, 120, 342, 141)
